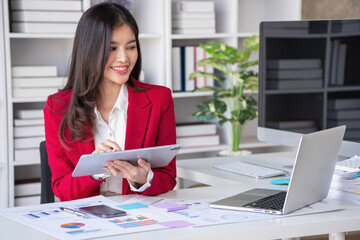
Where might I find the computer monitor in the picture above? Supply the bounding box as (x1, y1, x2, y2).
(258, 19, 360, 158)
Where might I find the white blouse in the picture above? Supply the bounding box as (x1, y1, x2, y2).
(93, 84, 153, 195)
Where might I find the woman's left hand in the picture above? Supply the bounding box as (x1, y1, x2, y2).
(103, 159, 151, 185)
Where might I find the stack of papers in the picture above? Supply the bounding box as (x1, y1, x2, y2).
(331, 170, 360, 193)
(335, 155, 360, 172)
(330, 156, 360, 205)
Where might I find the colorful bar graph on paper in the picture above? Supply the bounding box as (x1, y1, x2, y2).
(118, 222, 142, 228)
(110, 219, 125, 223)
(138, 219, 157, 226)
(109, 215, 158, 229)
(137, 215, 148, 220)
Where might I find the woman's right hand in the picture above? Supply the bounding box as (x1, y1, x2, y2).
(93, 139, 122, 154)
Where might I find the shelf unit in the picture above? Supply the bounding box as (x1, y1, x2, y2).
(0, 0, 8, 209)
(169, 0, 301, 158)
(1, 0, 301, 207)
(259, 19, 360, 142)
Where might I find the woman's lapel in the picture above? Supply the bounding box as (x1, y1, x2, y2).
(75, 130, 95, 159)
(125, 87, 151, 150)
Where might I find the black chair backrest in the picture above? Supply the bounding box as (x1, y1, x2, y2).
(40, 141, 55, 203)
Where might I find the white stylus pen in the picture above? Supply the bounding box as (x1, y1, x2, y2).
(60, 207, 89, 218)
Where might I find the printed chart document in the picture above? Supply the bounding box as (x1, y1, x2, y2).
(120, 195, 343, 227)
(0, 195, 342, 240)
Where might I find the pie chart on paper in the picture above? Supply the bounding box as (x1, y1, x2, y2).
(60, 222, 85, 229)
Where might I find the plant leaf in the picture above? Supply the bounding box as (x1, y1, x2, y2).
(189, 71, 225, 83)
(193, 86, 216, 92)
(239, 59, 259, 69)
(197, 58, 229, 73)
(243, 35, 259, 50)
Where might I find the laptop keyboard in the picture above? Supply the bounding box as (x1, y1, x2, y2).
(245, 191, 287, 210)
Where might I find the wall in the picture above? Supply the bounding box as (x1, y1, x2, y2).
(302, 0, 360, 19)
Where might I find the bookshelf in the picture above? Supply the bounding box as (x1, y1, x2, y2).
(169, 0, 301, 158)
(1, 0, 301, 207)
(0, 0, 8, 209)
(259, 19, 360, 142)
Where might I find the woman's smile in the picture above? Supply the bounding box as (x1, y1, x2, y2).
(111, 65, 129, 74)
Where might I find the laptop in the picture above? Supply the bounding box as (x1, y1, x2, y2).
(210, 126, 346, 215)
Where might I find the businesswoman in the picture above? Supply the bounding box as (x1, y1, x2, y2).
(44, 3, 177, 201)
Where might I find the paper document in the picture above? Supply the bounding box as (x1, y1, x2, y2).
(0, 195, 342, 240)
(329, 188, 360, 206)
(121, 195, 342, 227)
(0, 196, 192, 240)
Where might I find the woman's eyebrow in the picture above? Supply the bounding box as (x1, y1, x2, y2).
(110, 39, 136, 45)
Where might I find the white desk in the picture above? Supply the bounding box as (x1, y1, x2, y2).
(1, 152, 359, 239)
(1, 182, 360, 239)
(176, 151, 297, 187)
(175, 152, 360, 239)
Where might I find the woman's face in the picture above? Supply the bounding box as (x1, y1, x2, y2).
(103, 24, 138, 86)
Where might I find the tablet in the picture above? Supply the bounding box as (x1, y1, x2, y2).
(72, 144, 181, 177)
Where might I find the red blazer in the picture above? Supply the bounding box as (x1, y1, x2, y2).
(43, 80, 177, 201)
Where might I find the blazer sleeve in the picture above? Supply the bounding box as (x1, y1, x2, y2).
(132, 88, 177, 196)
(44, 95, 102, 201)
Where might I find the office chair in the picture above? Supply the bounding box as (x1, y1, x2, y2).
(40, 141, 55, 204)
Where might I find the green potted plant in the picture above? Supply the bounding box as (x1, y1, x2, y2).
(189, 35, 259, 153)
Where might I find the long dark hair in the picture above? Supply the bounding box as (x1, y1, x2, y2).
(59, 2, 142, 147)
